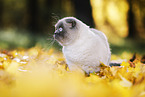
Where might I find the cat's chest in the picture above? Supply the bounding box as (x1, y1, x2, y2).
(63, 44, 98, 65)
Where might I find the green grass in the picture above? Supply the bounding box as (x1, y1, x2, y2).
(111, 39, 145, 55)
(0, 28, 145, 55)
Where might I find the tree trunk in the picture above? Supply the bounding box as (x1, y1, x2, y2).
(26, 0, 38, 33)
(0, 0, 4, 28)
(44, 0, 62, 34)
(127, 0, 137, 38)
(72, 0, 94, 27)
(45, 0, 54, 33)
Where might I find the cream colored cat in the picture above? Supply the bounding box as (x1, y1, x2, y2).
(54, 17, 111, 74)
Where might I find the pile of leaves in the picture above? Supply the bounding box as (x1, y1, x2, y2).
(0, 47, 145, 97)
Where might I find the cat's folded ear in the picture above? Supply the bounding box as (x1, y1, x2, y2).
(65, 19, 76, 29)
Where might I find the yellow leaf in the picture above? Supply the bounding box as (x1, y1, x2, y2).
(6, 61, 19, 75)
(119, 74, 132, 87)
(121, 61, 130, 67)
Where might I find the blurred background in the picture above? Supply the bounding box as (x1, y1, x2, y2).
(0, 0, 145, 54)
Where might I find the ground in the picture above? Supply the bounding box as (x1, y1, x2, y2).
(0, 47, 145, 97)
